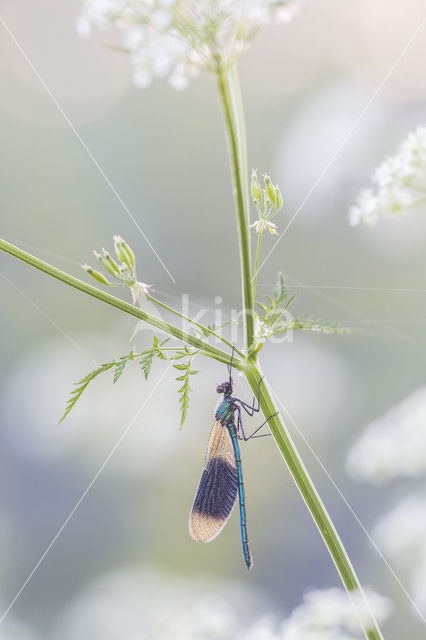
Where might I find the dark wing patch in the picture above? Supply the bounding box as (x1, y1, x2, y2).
(189, 422, 238, 542)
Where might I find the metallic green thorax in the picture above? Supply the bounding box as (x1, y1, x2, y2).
(216, 397, 233, 425)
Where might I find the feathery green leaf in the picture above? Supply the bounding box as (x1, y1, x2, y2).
(114, 352, 134, 383)
(59, 361, 116, 424)
(139, 350, 155, 379)
(175, 353, 198, 429)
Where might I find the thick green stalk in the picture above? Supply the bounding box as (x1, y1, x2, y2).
(218, 63, 384, 640)
(245, 364, 383, 640)
(0, 239, 242, 370)
(217, 65, 254, 354)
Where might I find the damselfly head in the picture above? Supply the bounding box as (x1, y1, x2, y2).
(216, 380, 232, 395)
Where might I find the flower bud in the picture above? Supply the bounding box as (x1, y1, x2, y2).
(264, 174, 277, 207)
(114, 235, 136, 272)
(95, 249, 122, 279)
(251, 170, 262, 204)
(276, 187, 283, 210)
(82, 264, 110, 285)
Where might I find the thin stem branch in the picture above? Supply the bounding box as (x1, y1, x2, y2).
(252, 229, 263, 302)
(217, 65, 254, 355)
(0, 239, 242, 370)
(146, 294, 244, 357)
(245, 365, 383, 640)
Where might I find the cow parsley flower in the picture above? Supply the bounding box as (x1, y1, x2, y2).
(279, 588, 392, 640)
(250, 170, 283, 234)
(77, 0, 301, 89)
(241, 588, 391, 639)
(346, 386, 426, 484)
(349, 126, 426, 226)
(373, 494, 426, 616)
(374, 494, 426, 561)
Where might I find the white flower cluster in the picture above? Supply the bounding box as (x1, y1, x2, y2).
(349, 126, 426, 226)
(279, 588, 391, 640)
(346, 386, 426, 484)
(54, 568, 391, 640)
(373, 494, 426, 616)
(77, 0, 301, 89)
(374, 494, 426, 561)
(347, 387, 426, 619)
(244, 588, 391, 640)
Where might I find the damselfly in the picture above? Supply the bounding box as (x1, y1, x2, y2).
(189, 358, 272, 569)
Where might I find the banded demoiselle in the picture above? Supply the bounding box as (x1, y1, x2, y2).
(189, 359, 272, 569)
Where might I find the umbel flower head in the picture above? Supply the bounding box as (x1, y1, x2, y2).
(347, 385, 426, 484)
(249, 170, 283, 234)
(83, 235, 151, 304)
(77, 0, 301, 90)
(349, 126, 426, 226)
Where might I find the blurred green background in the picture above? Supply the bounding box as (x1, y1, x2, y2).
(1, 0, 426, 637)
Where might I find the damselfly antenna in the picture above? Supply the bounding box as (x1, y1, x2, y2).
(228, 346, 235, 384)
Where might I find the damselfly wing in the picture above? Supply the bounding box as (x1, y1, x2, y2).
(189, 420, 238, 543)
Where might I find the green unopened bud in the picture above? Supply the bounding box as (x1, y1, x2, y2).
(82, 264, 110, 285)
(276, 187, 283, 210)
(95, 249, 122, 279)
(251, 170, 262, 204)
(264, 174, 277, 207)
(114, 235, 136, 272)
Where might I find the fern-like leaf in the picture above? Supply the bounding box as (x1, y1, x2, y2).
(278, 314, 356, 335)
(59, 361, 116, 424)
(60, 334, 200, 427)
(139, 350, 155, 379)
(173, 355, 198, 429)
(268, 271, 287, 307)
(114, 352, 133, 383)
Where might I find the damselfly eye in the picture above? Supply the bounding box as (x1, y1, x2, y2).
(216, 381, 230, 394)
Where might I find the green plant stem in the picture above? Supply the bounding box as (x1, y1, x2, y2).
(245, 365, 383, 640)
(218, 62, 383, 640)
(0, 239, 242, 370)
(252, 229, 263, 302)
(217, 65, 254, 354)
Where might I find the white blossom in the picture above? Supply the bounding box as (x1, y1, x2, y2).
(349, 126, 426, 226)
(52, 568, 265, 639)
(78, 0, 301, 89)
(240, 588, 391, 640)
(278, 588, 391, 640)
(373, 494, 426, 617)
(373, 494, 426, 561)
(55, 570, 391, 640)
(347, 386, 426, 484)
(249, 219, 278, 234)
